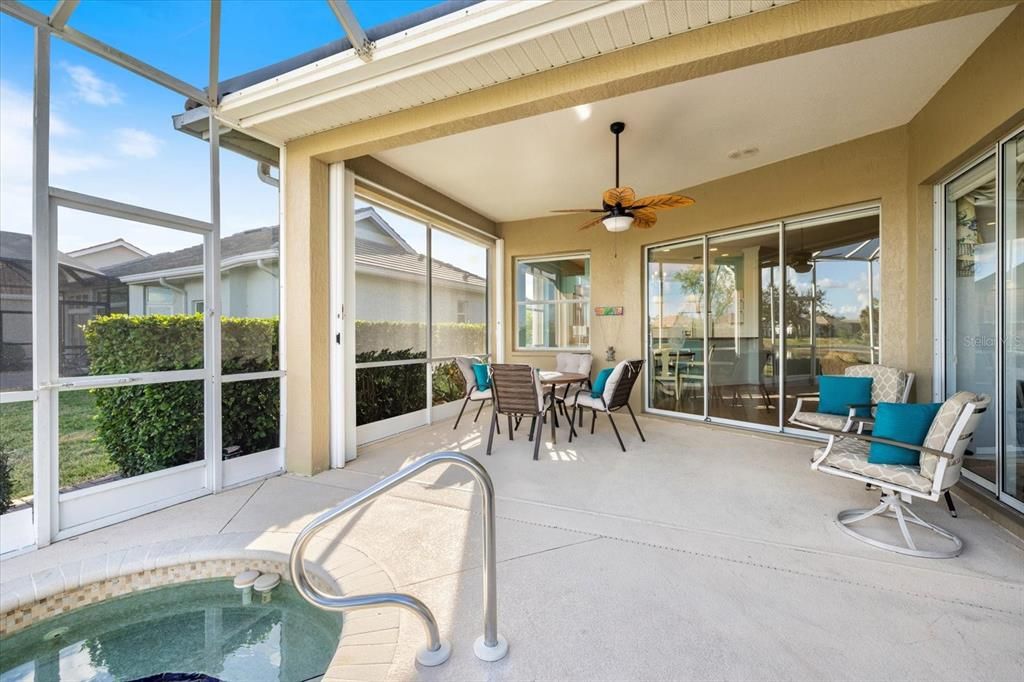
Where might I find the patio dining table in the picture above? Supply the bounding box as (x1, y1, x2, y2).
(538, 370, 588, 444)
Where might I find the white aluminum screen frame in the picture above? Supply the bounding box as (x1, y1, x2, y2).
(0, 7, 285, 554)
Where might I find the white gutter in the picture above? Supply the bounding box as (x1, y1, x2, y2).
(221, 0, 645, 130)
(116, 250, 280, 284)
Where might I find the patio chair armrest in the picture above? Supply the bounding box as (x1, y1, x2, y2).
(846, 402, 877, 410)
(817, 429, 952, 459)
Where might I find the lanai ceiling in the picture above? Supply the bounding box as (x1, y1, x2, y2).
(373, 6, 1014, 223)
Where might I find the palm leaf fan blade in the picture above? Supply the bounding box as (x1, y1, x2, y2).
(632, 194, 695, 210)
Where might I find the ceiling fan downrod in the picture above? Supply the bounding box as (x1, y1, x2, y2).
(611, 121, 625, 189)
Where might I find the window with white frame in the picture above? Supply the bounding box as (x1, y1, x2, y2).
(193, 299, 204, 314)
(144, 286, 176, 315)
(515, 254, 590, 350)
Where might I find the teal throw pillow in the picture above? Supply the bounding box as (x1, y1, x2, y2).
(868, 402, 942, 465)
(591, 367, 614, 398)
(472, 363, 491, 391)
(818, 375, 873, 416)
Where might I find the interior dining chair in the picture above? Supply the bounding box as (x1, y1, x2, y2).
(811, 391, 989, 558)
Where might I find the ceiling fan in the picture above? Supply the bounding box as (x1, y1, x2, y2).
(551, 121, 695, 232)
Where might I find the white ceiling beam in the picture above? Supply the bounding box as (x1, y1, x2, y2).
(326, 0, 374, 62)
(0, 0, 211, 105)
(48, 0, 79, 29)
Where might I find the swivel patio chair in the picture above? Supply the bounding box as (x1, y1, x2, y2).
(810, 391, 989, 558)
(553, 352, 592, 416)
(487, 364, 550, 460)
(453, 356, 499, 434)
(790, 364, 915, 432)
(566, 359, 645, 452)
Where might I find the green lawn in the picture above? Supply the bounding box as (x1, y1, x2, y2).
(0, 391, 118, 502)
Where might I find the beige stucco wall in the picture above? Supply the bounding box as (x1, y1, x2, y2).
(280, 0, 1022, 473)
(905, 4, 1024, 400)
(500, 127, 910, 410)
(500, 5, 1024, 408)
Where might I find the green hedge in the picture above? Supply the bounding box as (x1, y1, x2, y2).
(355, 320, 485, 356)
(83, 315, 279, 478)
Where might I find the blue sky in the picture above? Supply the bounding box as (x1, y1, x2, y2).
(1, 1, 442, 255)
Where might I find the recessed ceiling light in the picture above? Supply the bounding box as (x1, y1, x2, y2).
(709, 247, 718, 252)
(574, 104, 592, 121)
(727, 146, 759, 160)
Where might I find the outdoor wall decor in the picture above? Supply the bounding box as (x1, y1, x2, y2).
(594, 306, 623, 316)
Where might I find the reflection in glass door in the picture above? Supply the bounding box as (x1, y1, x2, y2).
(707, 227, 781, 426)
(1002, 131, 1024, 506)
(647, 240, 705, 416)
(945, 155, 998, 489)
(783, 214, 881, 420)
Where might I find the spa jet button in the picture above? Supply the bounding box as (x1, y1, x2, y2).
(254, 572, 281, 592)
(233, 570, 261, 590)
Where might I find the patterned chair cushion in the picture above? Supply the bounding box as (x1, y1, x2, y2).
(845, 364, 909, 404)
(819, 437, 933, 493)
(791, 411, 847, 431)
(919, 391, 977, 480)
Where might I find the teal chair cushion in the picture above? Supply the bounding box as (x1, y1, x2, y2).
(868, 402, 943, 465)
(472, 363, 490, 391)
(818, 376, 873, 416)
(591, 367, 614, 398)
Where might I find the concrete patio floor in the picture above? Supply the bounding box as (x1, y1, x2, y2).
(3, 412, 1023, 680)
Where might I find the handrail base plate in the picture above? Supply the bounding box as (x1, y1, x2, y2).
(474, 634, 509, 662)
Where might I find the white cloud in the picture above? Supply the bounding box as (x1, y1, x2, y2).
(1, 80, 113, 230)
(63, 63, 123, 106)
(114, 128, 161, 159)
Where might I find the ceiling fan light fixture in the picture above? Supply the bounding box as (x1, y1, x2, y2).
(603, 214, 634, 232)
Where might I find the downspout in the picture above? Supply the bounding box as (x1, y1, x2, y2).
(158, 277, 188, 314)
(256, 259, 279, 279)
(158, 277, 187, 295)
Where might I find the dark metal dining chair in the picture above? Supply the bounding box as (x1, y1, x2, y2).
(487, 364, 550, 460)
(567, 359, 645, 452)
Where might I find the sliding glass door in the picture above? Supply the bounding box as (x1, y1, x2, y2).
(647, 239, 705, 416)
(1002, 130, 1024, 506)
(644, 207, 881, 433)
(707, 227, 781, 426)
(944, 155, 999, 488)
(939, 126, 1024, 512)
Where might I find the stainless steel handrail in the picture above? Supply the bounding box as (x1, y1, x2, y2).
(288, 451, 508, 666)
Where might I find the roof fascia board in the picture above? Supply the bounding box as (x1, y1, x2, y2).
(220, 0, 639, 126)
(287, 0, 1019, 163)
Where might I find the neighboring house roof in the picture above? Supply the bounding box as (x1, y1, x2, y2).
(1, 230, 109, 275)
(95, 206, 485, 289)
(66, 238, 151, 260)
(103, 226, 278, 279)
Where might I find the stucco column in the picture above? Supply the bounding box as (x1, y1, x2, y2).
(283, 148, 331, 475)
